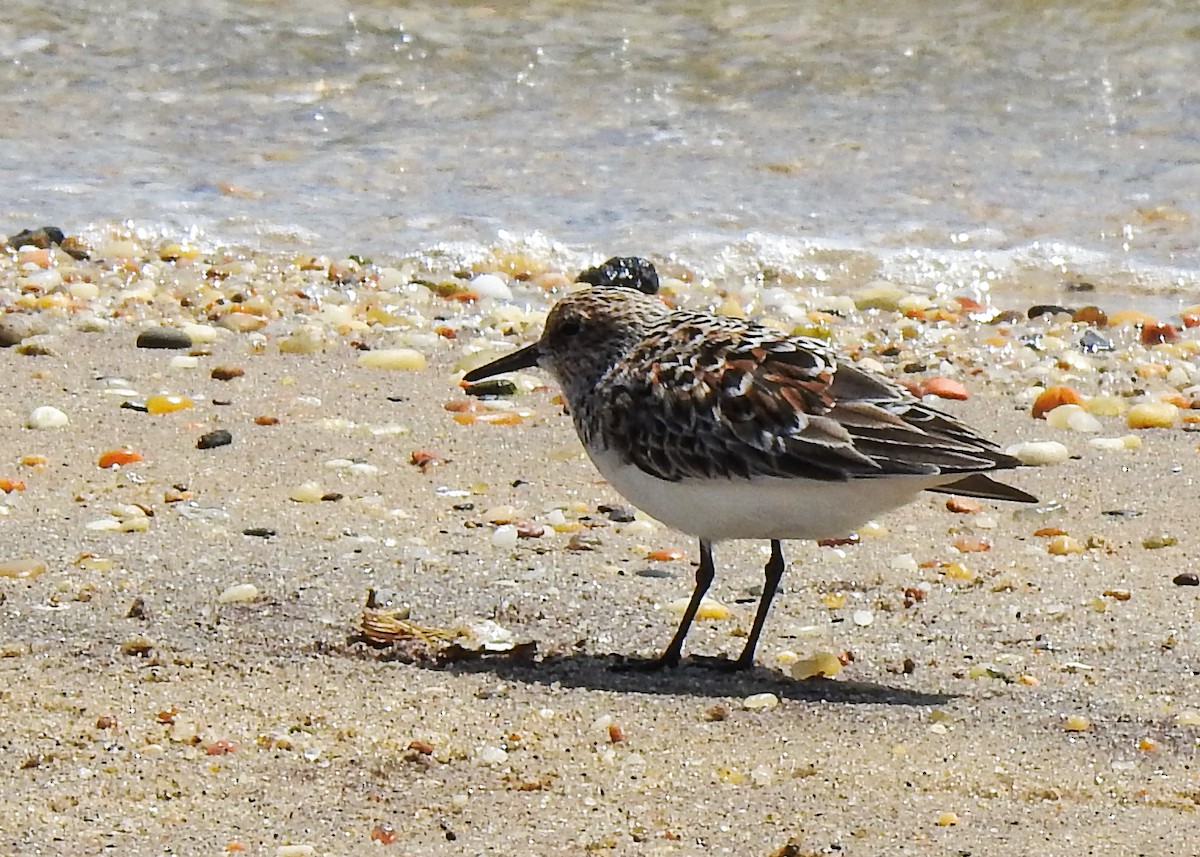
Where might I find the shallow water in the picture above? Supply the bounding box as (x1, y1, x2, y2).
(2, 1, 1199, 294)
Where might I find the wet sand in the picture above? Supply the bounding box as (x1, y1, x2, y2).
(1, 240, 1199, 856)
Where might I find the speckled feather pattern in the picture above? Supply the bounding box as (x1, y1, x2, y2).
(536, 287, 1025, 489)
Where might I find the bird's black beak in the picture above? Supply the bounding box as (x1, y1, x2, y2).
(462, 341, 541, 382)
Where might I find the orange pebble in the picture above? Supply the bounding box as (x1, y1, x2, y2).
(919, 377, 969, 400)
(1182, 313, 1200, 329)
(1032, 385, 1084, 419)
(98, 448, 143, 469)
(953, 535, 991, 553)
(1141, 322, 1179, 345)
(253, 415, 280, 425)
(1034, 526, 1068, 537)
(145, 394, 194, 414)
(225, 842, 248, 853)
(476, 411, 523, 425)
(945, 497, 982, 514)
(0, 478, 26, 493)
(370, 824, 398, 845)
(646, 548, 685, 562)
(205, 739, 237, 755)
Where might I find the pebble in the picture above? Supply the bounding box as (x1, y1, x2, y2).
(1084, 395, 1127, 416)
(1173, 572, 1199, 586)
(470, 273, 513, 300)
(136, 327, 192, 349)
(789, 651, 842, 680)
(919, 377, 969, 400)
(475, 745, 509, 765)
(1088, 435, 1141, 451)
(0, 558, 47, 579)
(852, 609, 874, 626)
(1063, 715, 1092, 732)
(218, 583, 259, 604)
(357, 348, 427, 370)
(26, 406, 68, 430)
(1044, 404, 1101, 432)
(211, 366, 245, 381)
(196, 429, 233, 449)
(288, 482, 325, 503)
(1126, 402, 1178, 429)
(742, 692, 779, 711)
(492, 524, 519, 549)
(1005, 440, 1070, 466)
(936, 811, 959, 827)
(145, 394, 193, 414)
(1032, 385, 1083, 419)
(1175, 710, 1200, 726)
(1047, 535, 1085, 556)
(276, 847, 316, 857)
(666, 597, 730, 620)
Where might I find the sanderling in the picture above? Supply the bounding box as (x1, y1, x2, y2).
(464, 286, 1036, 670)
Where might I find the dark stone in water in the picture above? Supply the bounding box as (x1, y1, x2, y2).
(1028, 304, 1074, 319)
(196, 429, 233, 449)
(576, 256, 659, 295)
(136, 327, 192, 350)
(243, 527, 276, 539)
(4, 225, 64, 249)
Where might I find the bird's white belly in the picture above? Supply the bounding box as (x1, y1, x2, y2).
(588, 448, 952, 542)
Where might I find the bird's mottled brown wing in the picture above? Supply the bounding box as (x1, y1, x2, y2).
(588, 317, 1020, 484)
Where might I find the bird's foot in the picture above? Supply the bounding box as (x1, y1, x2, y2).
(688, 653, 754, 672)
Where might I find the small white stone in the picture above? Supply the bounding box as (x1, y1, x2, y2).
(852, 609, 874, 627)
(1005, 440, 1070, 466)
(475, 745, 509, 765)
(276, 847, 316, 857)
(357, 348, 427, 370)
(218, 583, 259, 604)
(168, 355, 200, 369)
(26, 405, 69, 430)
(742, 692, 779, 711)
(492, 524, 519, 549)
(470, 274, 513, 301)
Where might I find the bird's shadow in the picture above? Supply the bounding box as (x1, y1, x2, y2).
(402, 647, 954, 707)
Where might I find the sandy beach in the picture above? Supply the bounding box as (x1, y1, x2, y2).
(1, 233, 1199, 857)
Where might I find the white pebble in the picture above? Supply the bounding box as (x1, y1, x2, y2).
(1088, 435, 1142, 452)
(1005, 440, 1070, 466)
(475, 745, 509, 765)
(26, 405, 69, 430)
(470, 274, 513, 301)
(218, 583, 259, 604)
(276, 847, 316, 857)
(743, 692, 779, 711)
(357, 348, 427, 370)
(852, 609, 875, 627)
(169, 355, 200, 369)
(1044, 404, 1100, 433)
(288, 481, 324, 502)
(492, 524, 519, 549)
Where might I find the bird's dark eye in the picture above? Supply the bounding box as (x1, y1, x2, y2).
(559, 318, 582, 337)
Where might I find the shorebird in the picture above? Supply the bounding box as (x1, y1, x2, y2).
(463, 286, 1036, 670)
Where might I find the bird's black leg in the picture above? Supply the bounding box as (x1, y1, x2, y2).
(618, 539, 715, 671)
(729, 539, 786, 669)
